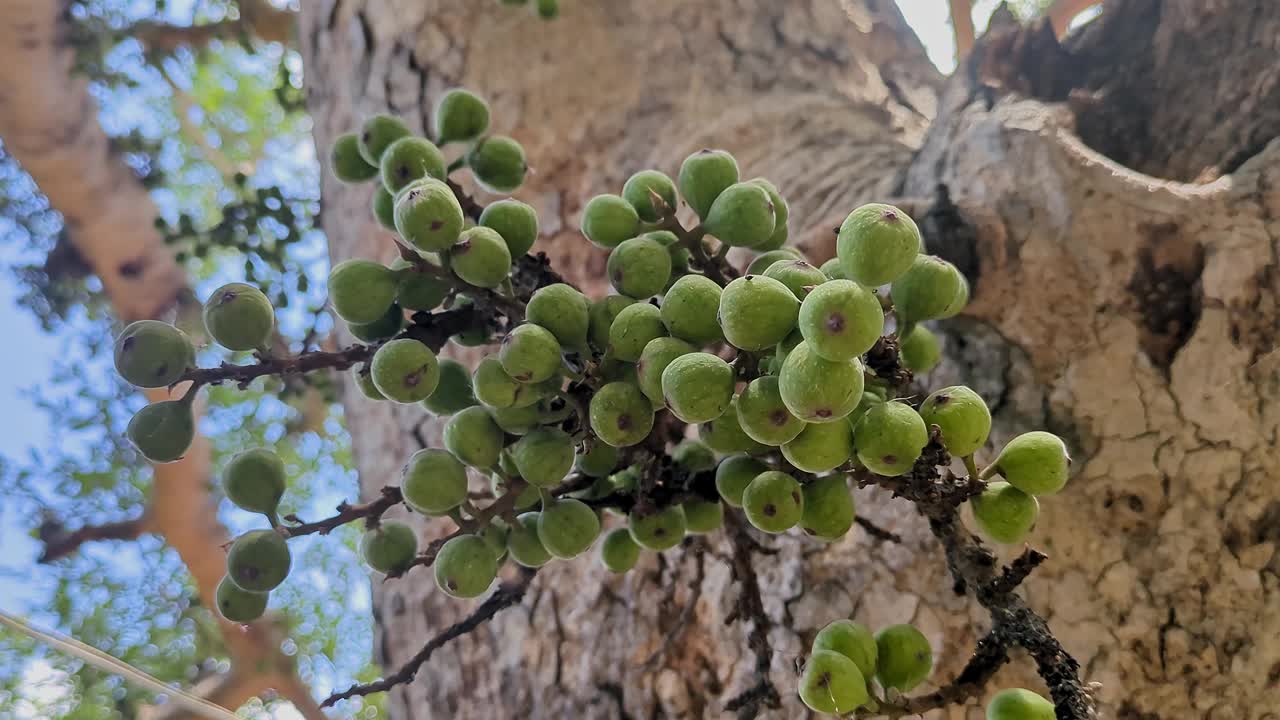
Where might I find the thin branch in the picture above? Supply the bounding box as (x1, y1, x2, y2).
(282, 486, 404, 537)
(37, 513, 152, 563)
(854, 515, 902, 544)
(950, 0, 976, 60)
(652, 196, 737, 286)
(875, 628, 1010, 718)
(722, 512, 781, 718)
(134, 0, 295, 53)
(320, 567, 537, 708)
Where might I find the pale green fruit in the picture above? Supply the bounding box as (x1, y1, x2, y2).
(875, 624, 933, 692)
(588, 295, 638, 352)
(390, 257, 450, 312)
(507, 512, 552, 568)
(715, 454, 768, 507)
(443, 406, 505, 469)
(394, 178, 465, 252)
(499, 324, 563, 384)
(537, 498, 601, 559)
(890, 254, 965, 325)
(636, 336, 695, 406)
(466, 135, 527, 193)
(971, 481, 1040, 544)
(609, 302, 667, 362)
(799, 475, 855, 540)
(836, 203, 922, 287)
(434, 534, 498, 598)
(677, 149, 738, 219)
(491, 403, 541, 436)
(450, 226, 512, 289)
(986, 689, 1055, 720)
(480, 519, 509, 562)
(473, 356, 530, 409)
(127, 399, 195, 463)
(216, 575, 268, 623)
(813, 620, 877, 678)
(356, 114, 410, 165)
(742, 471, 803, 533)
(940, 274, 970, 319)
(527, 283, 590, 350)
(779, 341, 864, 423)
(510, 427, 575, 488)
(600, 527, 641, 572)
(661, 352, 734, 424)
(608, 236, 672, 298)
(225, 529, 291, 593)
(589, 381, 654, 448)
(660, 274, 723, 346)
(798, 649, 869, 714)
(380, 137, 446, 193)
(401, 448, 468, 515)
(699, 397, 770, 455)
(899, 325, 941, 373)
(853, 401, 929, 477)
(798, 279, 884, 361)
(745, 247, 804, 276)
(782, 420, 853, 473)
(222, 448, 286, 516)
(352, 366, 385, 400)
(421, 359, 477, 415)
(479, 199, 539, 257)
(763, 259, 826, 299)
(622, 169, 678, 222)
(331, 132, 379, 183)
(704, 182, 775, 248)
(347, 302, 404, 343)
(984, 431, 1072, 496)
(581, 194, 640, 249)
(433, 88, 490, 144)
(682, 497, 724, 533)
(328, 259, 398, 325)
(736, 375, 805, 446)
(820, 257, 849, 281)
(718, 275, 798, 351)
(920, 385, 991, 458)
(628, 505, 687, 551)
(574, 442, 619, 478)
(746, 177, 788, 251)
(360, 520, 418, 575)
(203, 282, 274, 352)
(113, 320, 195, 388)
(371, 338, 440, 403)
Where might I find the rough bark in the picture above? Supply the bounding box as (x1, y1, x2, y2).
(300, 1, 1278, 718)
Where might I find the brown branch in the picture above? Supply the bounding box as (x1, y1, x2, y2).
(722, 512, 781, 718)
(320, 567, 537, 708)
(445, 178, 486, 222)
(282, 486, 404, 537)
(37, 513, 153, 563)
(950, 0, 976, 60)
(653, 197, 737, 286)
(854, 515, 902, 543)
(134, 0, 295, 53)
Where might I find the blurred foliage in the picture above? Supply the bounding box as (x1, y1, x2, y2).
(0, 1, 385, 718)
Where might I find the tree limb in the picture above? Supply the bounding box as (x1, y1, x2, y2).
(37, 512, 154, 563)
(949, 0, 976, 60)
(134, 0, 295, 53)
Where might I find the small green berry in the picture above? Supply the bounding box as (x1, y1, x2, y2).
(472, 356, 527, 409)
(507, 512, 552, 568)
(970, 481, 1039, 544)
(443, 406, 505, 469)
(746, 178, 788, 251)
(683, 497, 724, 533)
(216, 575, 268, 623)
(984, 431, 1071, 496)
(742, 471, 803, 533)
(480, 519, 509, 562)
(371, 338, 439, 403)
(699, 396, 770, 455)
(420, 359, 477, 415)
(330, 132, 379, 183)
(360, 520, 418, 574)
(782, 420, 853, 473)
(987, 689, 1056, 720)
(745, 247, 804, 276)
(600, 527, 641, 572)
(853, 401, 929, 476)
(588, 295, 638, 352)
(660, 274, 723, 346)
(511, 427, 575, 488)
(467, 135, 527, 193)
(347, 302, 404, 343)
(574, 442, 619, 478)
(715, 454, 768, 507)
(589, 381, 655, 448)
(779, 341, 864, 423)
(372, 185, 396, 229)
(799, 475, 855, 540)
(391, 258, 451, 312)
(677, 149, 738, 219)
(479, 199, 539, 257)
(434, 534, 498, 598)
(622, 169, 678, 222)
(763, 259, 826, 300)
(875, 624, 933, 692)
(890, 254, 965, 326)
(798, 279, 884, 361)
(499, 324, 562, 384)
(394, 178, 465, 252)
(609, 302, 667, 362)
(704, 182, 776, 248)
(127, 399, 195, 463)
(798, 649, 869, 714)
(537, 497, 601, 559)
(920, 385, 991, 458)
(380, 137, 447, 193)
(329, 259, 398, 325)
(203, 282, 274, 352)
(736, 375, 805, 446)
(718, 274, 798, 351)
(226, 529, 291, 593)
(837, 203, 922, 286)
(899, 325, 941, 373)
(608, 236, 672, 298)
(222, 448, 286, 516)
(526, 283, 590, 350)
(628, 505, 687, 551)
(113, 320, 195, 388)
(820, 257, 848, 281)
(813, 620, 877, 678)
(401, 448, 469, 515)
(941, 274, 970, 318)
(433, 88, 490, 144)
(352, 366, 385, 400)
(581, 194, 640, 250)
(672, 438, 716, 472)
(357, 114, 411, 166)
(449, 226, 512, 288)
(661, 352, 734, 424)
(491, 403, 541, 435)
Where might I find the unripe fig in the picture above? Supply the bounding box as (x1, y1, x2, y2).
(660, 274, 723, 346)
(704, 182, 775, 248)
(600, 527, 641, 572)
(798, 649, 869, 714)
(511, 427, 575, 488)
(836, 203, 922, 287)
(683, 497, 724, 533)
(113, 320, 194, 388)
(920, 385, 991, 458)
(479, 198, 539, 257)
(742, 471, 803, 533)
(782, 420, 853, 473)
(357, 114, 411, 165)
(507, 512, 552, 568)
(736, 375, 805, 446)
(222, 448, 286, 516)
(589, 381, 654, 448)
(622, 169, 678, 222)
(779, 341, 864, 423)
(527, 283, 590, 350)
(719, 275, 799, 351)
(987, 688, 1055, 720)
(394, 178, 465, 252)
(699, 396, 770, 455)
(746, 178, 789, 251)
(472, 356, 524, 408)
(940, 274, 970, 319)
(371, 338, 439, 403)
(820, 257, 849, 281)
(608, 302, 667, 362)
(574, 442, 619, 478)
(813, 620, 877, 678)
(629, 504, 687, 551)
(401, 448, 469, 515)
(983, 431, 1071, 496)
(421, 359, 477, 415)
(443, 406, 505, 469)
(661, 352, 734, 424)
(216, 575, 268, 623)
(433, 88, 490, 144)
(226, 529, 291, 593)
(480, 519, 509, 562)
(636, 336, 695, 406)
(330, 132, 379, 183)
(347, 302, 404, 343)
(745, 247, 804, 276)
(853, 401, 929, 476)
(677, 149, 738, 219)
(588, 295, 638, 352)
(328, 259, 398, 324)
(499, 324, 562, 384)
(672, 439, 716, 472)
(763, 259, 826, 300)
(372, 185, 396, 229)
(434, 534, 498, 598)
(449, 226, 512, 288)
(380, 137, 446, 193)
(875, 624, 933, 692)
(715, 455, 768, 507)
(971, 481, 1039, 544)
(608, 236, 673, 298)
(360, 520, 418, 574)
(391, 258, 450, 312)
(466, 135, 527, 193)
(581, 194, 640, 250)
(899, 324, 941, 373)
(203, 282, 274, 352)
(644, 229, 691, 275)
(798, 279, 884, 361)
(352, 366, 385, 400)
(800, 475, 855, 540)
(491, 403, 538, 436)
(890, 254, 965, 326)
(537, 497, 601, 559)
(846, 389, 885, 428)
(127, 398, 195, 463)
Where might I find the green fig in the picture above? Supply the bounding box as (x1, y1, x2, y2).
(479, 199, 539, 258)
(434, 534, 498, 598)
(875, 624, 933, 692)
(113, 320, 195, 389)
(433, 88, 490, 144)
(920, 385, 991, 458)
(127, 398, 195, 463)
(677, 149, 738, 219)
(225, 529, 290, 593)
(982, 431, 1071, 496)
(216, 575, 268, 623)
(380, 137, 447, 193)
(742, 471, 803, 533)
(466, 135, 527, 193)
(660, 274, 723, 346)
(527, 283, 590, 350)
(360, 520, 418, 574)
(329, 259, 399, 325)
(371, 338, 440, 403)
(401, 448, 469, 515)
(836, 203, 922, 287)
(622, 169, 678, 222)
(852, 401, 929, 477)
(970, 481, 1040, 544)
(589, 381, 654, 448)
(330, 132, 379, 183)
(718, 275, 799, 351)
(661, 352, 734, 424)
(798, 649, 869, 714)
(222, 448, 286, 516)
(203, 282, 274, 352)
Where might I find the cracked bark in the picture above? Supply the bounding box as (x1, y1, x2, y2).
(300, 1, 1278, 718)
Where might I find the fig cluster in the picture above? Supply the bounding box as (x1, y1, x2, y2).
(797, 619, 935, 714)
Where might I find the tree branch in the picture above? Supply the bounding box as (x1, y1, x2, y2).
(134, 0, 295, 53)
(949, 0, 976, 60)
(282, 486, 404, 537)
(722, 512, 781, 718)
(37, 512, 153, 563)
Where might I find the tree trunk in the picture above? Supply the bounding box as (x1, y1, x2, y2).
(300, 1, 1279, 718)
